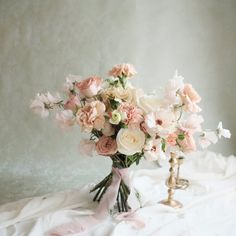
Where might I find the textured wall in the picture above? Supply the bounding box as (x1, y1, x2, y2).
(0, 0, 235, 205)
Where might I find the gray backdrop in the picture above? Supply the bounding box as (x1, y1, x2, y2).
(0, 0, 235, 205)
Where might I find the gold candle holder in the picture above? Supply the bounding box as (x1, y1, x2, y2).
(159, 152, 183, 208)
(175, 157, 189, 190)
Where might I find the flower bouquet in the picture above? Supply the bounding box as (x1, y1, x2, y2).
(31, 64, 231, 212)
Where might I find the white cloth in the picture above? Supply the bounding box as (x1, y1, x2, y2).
(1, 151, 236, 236)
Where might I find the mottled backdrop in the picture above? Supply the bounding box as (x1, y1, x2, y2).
(0, 0, 235, 205)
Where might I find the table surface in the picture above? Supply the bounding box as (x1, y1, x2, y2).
(1, 151, 236, 236)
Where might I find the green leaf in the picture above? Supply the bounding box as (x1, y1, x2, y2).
(178, 134, 185, 140)
(109, 99, 120, 109)
(161, 139, 166, 152)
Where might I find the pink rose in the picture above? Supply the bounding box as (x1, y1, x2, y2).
(166, 133, 178, 146)
(108, 64, 137, 78)
(76, 76, 102, 97)
(96, 136, 118, 156)
(178, 133, 196, 152)
(119, 102, 143, 127)
(76, 101, 105, 132)
(64, 95, 80, 113)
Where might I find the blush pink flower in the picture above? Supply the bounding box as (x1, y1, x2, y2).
(118, 102, 143, 127)
(181, 84, 201, 113)
(96, 136, 118, 156)
(108, 64, 137, 78)
(102, 122, 115, 136)
(76, 76, 102, 97)
(76, 101, 105, 132)
(178, 133, 196, 152)
(56, 110, 75, 128)
(166, 133, 178, 146)
(64, 95, 80, 113)
(78, 139, 95, 157)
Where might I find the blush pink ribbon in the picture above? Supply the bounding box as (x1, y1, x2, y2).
(49, 167, 145, 236)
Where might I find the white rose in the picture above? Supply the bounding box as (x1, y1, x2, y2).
(138, 95, 161, 113)
(116, 128, 145, 155)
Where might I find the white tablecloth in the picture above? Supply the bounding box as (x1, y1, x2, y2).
(1, 151, 236, 236)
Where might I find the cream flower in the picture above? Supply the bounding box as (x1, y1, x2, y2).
(109, 110, 122, 125)
(217, 122, 231, 139)
(116, 128, 145, 155)
(199, 131, 218, 149)
(138, 95, 161, 113)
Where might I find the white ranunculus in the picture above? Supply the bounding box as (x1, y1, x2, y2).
(138, 95, 161, 113)
(116, 128, 145, 155)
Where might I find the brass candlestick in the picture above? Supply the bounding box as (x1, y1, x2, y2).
(159, 152, 183, 208)
(175, 157, 189, 190)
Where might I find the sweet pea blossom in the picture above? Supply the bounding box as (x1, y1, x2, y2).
(181, 84, 201, 113)
(178, 114, 204, 134)
(164, 70, 184, 105)
(78, 139, 95, 157)
(108, 63, 137, 78)
(116, 128, 145, 155)
(144, 138, 166, 161)
(178, 133, 196, 152)
(199, 131, 218, 149)
(64, 95, 80, 113)
(76, 76, 102, 97)
(30, 92, 61, 118)
(63, 75, 81, 94)
(76, 101, 105, 132)
(217, 122, 231, 139)
(56, 110, 75, 128)
(144, 109, 175, 137)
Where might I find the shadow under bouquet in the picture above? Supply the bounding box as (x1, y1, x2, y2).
(31, 63, 231, 213)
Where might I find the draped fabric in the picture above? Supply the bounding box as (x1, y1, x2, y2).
(1, 151, 236, 235)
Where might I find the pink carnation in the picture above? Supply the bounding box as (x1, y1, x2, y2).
(76, 101, 105, 132)
(119, 102, 143, 127)
(76, 76, 102, 97)
(96, 136, 118, 156)
(108, 64, 137, 78)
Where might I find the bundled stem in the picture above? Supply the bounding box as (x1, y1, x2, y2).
(90, 153, 142, 212)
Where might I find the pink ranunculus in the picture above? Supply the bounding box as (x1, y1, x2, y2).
(96, 136, 118, 156)
(76, 76, 102, 97)
(108, 64, 137, 78)
(166, 133, 178, 146)
(178, 133, 196, 152)
(118, 102, 143, 127)
(76, 101, 105, 132)
(64, 95, 80, 113)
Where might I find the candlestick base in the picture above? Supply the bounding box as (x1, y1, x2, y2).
(159, 199, 183, 208)
(175, 179, 189, 190)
